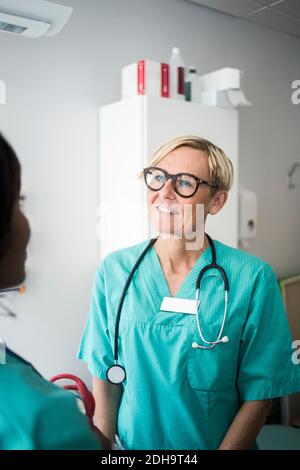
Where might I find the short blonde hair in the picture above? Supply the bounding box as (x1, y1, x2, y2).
(144, 135, 234, 192)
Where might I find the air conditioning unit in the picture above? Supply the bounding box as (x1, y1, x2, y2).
(0, 0, 73, 38)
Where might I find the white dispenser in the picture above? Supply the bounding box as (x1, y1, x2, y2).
(239, 190, 258, 247)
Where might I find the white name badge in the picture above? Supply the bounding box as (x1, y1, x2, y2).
(160, 297, 198, 315)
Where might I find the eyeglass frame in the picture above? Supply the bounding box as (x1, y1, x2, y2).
(143, 166, 218, 198)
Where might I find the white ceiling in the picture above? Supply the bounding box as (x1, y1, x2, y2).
(186, 0, 300, 38)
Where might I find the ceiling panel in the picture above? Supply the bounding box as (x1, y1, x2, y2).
(273, 0, 300, 19)
(187, 0, 264, 17)
(250, 0, 279, 5)
(185, 0, 300, 38)
(247, 6, 300, 36)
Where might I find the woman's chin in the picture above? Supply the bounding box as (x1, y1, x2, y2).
(152, 229, 183, 240)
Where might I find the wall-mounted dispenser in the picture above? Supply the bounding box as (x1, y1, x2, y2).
(239, 190, 258, 248)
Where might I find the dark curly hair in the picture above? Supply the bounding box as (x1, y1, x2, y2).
(0, 133, 21, 256)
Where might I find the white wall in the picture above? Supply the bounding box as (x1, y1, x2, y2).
(0, 0, 299, 383)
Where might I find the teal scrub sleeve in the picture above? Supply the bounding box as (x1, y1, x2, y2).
(237, 264, 300, 401)
(35, 393, 101, 450)
(77, 261, 113, 380)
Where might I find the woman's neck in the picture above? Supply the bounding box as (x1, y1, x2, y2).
(154, 233, 209, 274)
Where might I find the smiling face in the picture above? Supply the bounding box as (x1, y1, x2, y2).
(146, 145, 228, 243)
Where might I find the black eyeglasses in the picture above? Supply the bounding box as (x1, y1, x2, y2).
(143, 167, 217, 198)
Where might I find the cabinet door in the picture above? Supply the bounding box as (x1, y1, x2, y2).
(145, 96, 238, 247)
(99, 99, 147, 258)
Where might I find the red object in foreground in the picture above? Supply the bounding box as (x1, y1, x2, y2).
(50, 374, 95, 425)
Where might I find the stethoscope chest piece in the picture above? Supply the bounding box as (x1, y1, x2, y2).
(106, 364, 126, 385)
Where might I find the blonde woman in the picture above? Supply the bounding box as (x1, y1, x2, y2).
(78, 136, 300, 450)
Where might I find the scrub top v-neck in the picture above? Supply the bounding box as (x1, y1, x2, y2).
(78, 238, 300, 450)
(145, 241, 211, 304)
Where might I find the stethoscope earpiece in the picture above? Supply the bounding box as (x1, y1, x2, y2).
(192, 336, 229, 349)
(221, 336, 229, 343)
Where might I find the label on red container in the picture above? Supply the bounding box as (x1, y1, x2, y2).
(161, 63, 169, 98)
(137, 60, 145, 95)
(177, 67, 185, 95)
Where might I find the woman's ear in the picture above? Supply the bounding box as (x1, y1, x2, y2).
(208, 191, 228, 215)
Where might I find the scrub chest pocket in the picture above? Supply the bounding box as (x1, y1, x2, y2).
(187, 333, 240, 391)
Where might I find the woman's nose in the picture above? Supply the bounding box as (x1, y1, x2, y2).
(159, 178, 176, 198)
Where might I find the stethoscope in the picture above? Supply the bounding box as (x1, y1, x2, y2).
(106, 234, 230, 385)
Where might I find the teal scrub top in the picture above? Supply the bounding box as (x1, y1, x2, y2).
(0, 349, 100, 450)
(78, 238, 300, 450)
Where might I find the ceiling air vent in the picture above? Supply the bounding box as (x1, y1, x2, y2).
(0, 21, 27, 34)
(0, 11, 50, 37)
(0, 0, 73, 38)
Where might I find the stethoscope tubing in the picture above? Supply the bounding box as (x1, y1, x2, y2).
(113, 237, 157, 362)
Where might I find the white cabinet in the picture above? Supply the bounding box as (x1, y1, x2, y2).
(99, 96, 238, 258)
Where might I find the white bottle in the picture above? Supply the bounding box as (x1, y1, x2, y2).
(185, 66, 197, 102)
(168, 47, 185, 100)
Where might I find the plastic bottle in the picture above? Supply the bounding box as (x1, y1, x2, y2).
(185, 66, 197, 102)
(168, 47, 185, 100)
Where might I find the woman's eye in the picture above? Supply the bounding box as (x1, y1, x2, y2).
(179, 179, 192, 188)
(154, 175, 165, 183)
